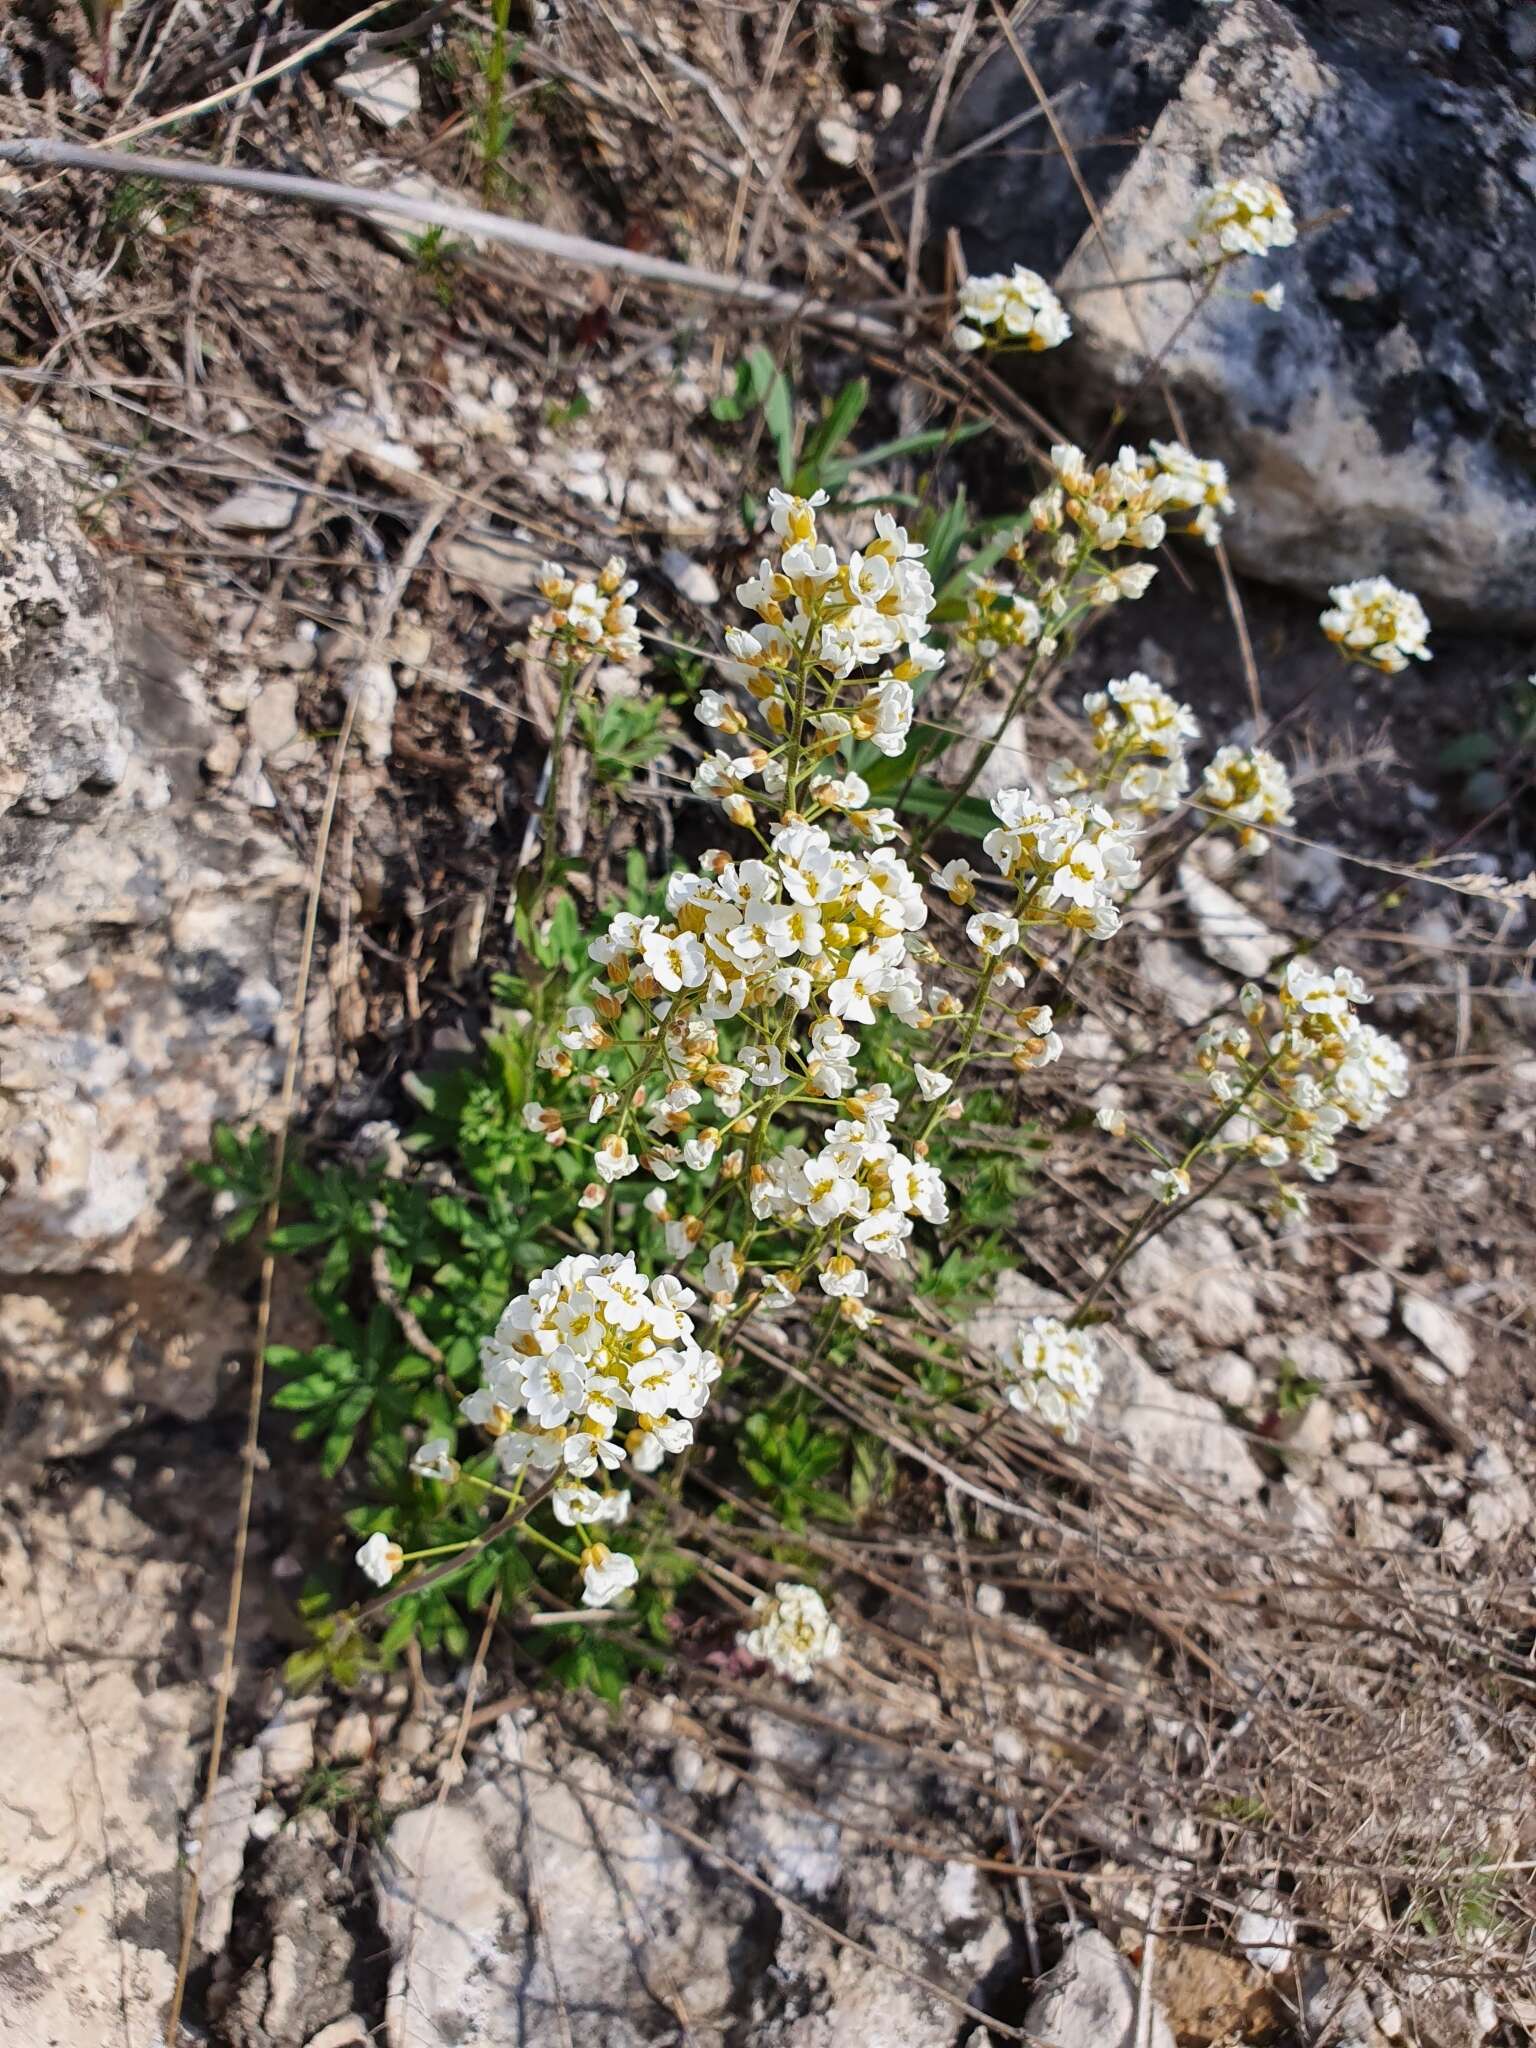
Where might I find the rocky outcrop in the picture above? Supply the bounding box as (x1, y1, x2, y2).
(928, 0, 1536, 625)
(0, 422, 302, 1472)
(0, 1482, 210, 2048)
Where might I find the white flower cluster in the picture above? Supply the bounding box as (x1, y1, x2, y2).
(953, 265, 1072, 354)
(703, 492, 939, 818)
(1000, 1316, 1102, 1442)
(1187, 176, 1297, 262)
(1319, 577, 1431, 675)
(969, 785, 1142, 943)
(1060, 670, 1202, 816)
(1197, 744, 1295, 855)
(748, 1082, 949, 1307)
(739, 1580, 841, 1681)
(1040, 438, 1237, 562)
(461, 1253, 719, 1605)
(1147, 439, 1236, 548)
(535, 556, 642, 666)
(1197, 960, 1410, 1205)
(956, 576, 1043, 667)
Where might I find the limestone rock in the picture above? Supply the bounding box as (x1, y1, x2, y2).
(0, 428, 303, 1472)
(218, 1831, 359, 2048)
(928, 0, 1536, 625)
(1122, 1210, 1263, 1349)
(0, 1484, 208, 2048)
(1095, 1332, 1266, 1505)
(1024, 1929, 1175, 2048)
(376, 1715, 751, 2047)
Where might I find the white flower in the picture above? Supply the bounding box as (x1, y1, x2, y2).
(701, 1239, 744, 1301)
(740, 1581, 842, 1681)
(966, 909, 1020, 958)
(356, 1531, 403, 1586)
(594, 1133, 639, 1183)
(1000, 1316, 1101, 1443)
(817, 1254, 868, 1299)
(913, 1062, 952, 1102)
(1319, 577, 1431, 675)
(1149, 1165, 1191, 1204)
(580, 1543, 639, 1607)
(1094, 1102, 1126, 1137)
(1252, 283, 1285, 310)
(953, 265, 1071, 354)
(1187, 176, 1297, 262)
(1198, 744, 1293, 853)
(409, 1438, 457, 1483)
(935, 857, 978, 905)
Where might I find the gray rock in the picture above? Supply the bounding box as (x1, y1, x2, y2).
(208, 482, 301, 533)
(0, 431, 125, 813)
(929, 0, 1536, 625)
(0, 433, 303, 1472)
(1096, 1332, 1266, 1504)
(1247, 1330, 1355, 1387)
(218, 1832, 358, 2048)
(1401, 1292, 1473, 1379)
(0, 1485, 207, 2048)
(1180, 859, 1289, 979)
(376, 1716, 750, 2046)
(1024, 1929, 1174, 2048)
(1123, 1210, 1263, 1349)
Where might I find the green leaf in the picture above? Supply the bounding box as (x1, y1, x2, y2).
(763, 382, 796, 489)
(268, 1219, 341, 1251)
(895, 778, 997, 840)
(320, 1425, 358, 1478)
(821, 418, 989, 491)
(796, 377, 869, 487)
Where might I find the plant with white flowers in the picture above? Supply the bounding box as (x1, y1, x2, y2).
(740, 1580, 842, 1681)
(1001, 1318, 1102, 1444)
(953, 265, 1072, 354)
(1187, 175, 1297, 263)
(333, 407, 1411, 1645)
(1320, 577, 1432, 675)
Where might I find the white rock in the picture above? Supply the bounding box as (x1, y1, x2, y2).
(327, 1709, 374, 1764)
(306, 399, 422, 478)
(1466, 1488, 1517, 1545)
(444, 533, 542, 595)
(196, 1742, 264, 1952)
(1439, 1516, 1476, 1570)
(1246, 1330, 1355, 1387)
(1095, 1333, 1266, 1504)
(208, 482, 301, 532)
(816, 114, 862, 166)
(306, 2020, 370, 2048)
(1187, 1349, 1257, 1409)
(1401, 1293, 1473, 1379)
(1140, 936, 1232, 1025)
(246, 677, 301, 755)
(1123, 1211, 1262, 1348)
(0, 1487, 206, 2045)
(334, 51, 421, 129)
(660, 547, 721, 605)
(1233, 1884, 1296, 1972)
(1180, 860, 1290, 978)
(258, 1713, 317, 1786)
(352, 660, 398, 764)
(377, 1717, 744, 2045)
(1024, 1929, 1175, 2048)
(0, 435, 303, 1472)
